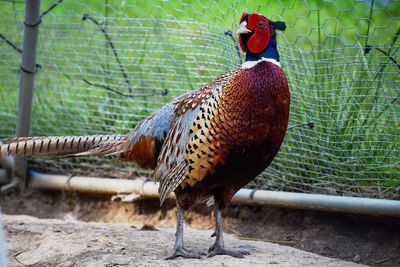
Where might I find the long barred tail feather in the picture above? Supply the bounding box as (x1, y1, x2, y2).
(0, 135, 127, 158)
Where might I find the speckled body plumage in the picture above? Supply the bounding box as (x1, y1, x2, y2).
(171, 61, 290, 209)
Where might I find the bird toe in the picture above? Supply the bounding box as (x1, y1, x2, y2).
(207, 245, 249, 258)
(165, 246, 205, 260)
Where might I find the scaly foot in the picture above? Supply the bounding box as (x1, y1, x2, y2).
(207, 243, 250, 258)
(165, 246, 205, 260)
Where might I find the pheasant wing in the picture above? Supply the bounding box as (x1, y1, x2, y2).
(155, 70, 237, 204)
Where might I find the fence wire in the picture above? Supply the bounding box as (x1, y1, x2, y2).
(0, 0, 399, 199)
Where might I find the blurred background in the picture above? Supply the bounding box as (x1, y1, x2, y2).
(0, 0, 399, 200)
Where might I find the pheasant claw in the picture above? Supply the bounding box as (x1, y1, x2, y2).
(207, 245, 250, 258)
(165, 247, 205, 260)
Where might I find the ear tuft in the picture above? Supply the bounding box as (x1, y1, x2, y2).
(271, 21, 286, 31)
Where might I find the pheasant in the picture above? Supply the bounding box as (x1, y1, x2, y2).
(0, 12, 289, 259)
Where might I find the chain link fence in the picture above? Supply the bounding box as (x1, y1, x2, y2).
(0, 0, 399, 199)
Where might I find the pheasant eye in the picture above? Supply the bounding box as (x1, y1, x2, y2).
(257, 21, 265, 27)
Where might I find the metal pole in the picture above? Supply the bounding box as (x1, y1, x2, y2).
(14, 0, 41, 184)
(28, 171, 159, 197)
(1, 170, 399, 217)
(233, 189, 400, 218)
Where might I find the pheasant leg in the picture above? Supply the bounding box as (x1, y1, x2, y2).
(165, 203, 205, 260)
(208, 203, 250, 258)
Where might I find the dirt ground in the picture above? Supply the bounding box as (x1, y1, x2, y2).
(1, 189, 400, 266)
(4, 214, 366, 267)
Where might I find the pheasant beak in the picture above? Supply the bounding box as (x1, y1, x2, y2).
(235, 21, 252, 35)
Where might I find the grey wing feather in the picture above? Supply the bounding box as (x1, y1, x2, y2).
(122, 102, 175, 154)
(154, 106, 200, 204)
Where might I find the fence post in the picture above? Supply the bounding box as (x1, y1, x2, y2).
(14, 0, 41, 185)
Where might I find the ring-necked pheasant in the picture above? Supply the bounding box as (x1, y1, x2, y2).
(1, 12, 289, 259)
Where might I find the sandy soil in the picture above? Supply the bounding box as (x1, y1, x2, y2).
(3, 214, 366, 267)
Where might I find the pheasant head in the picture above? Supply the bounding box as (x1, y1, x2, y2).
(236, 12, 286, 62)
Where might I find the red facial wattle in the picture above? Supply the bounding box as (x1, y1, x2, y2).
(238, 13, 271, 54)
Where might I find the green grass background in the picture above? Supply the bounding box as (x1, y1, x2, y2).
(0, 0, 399, 199)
